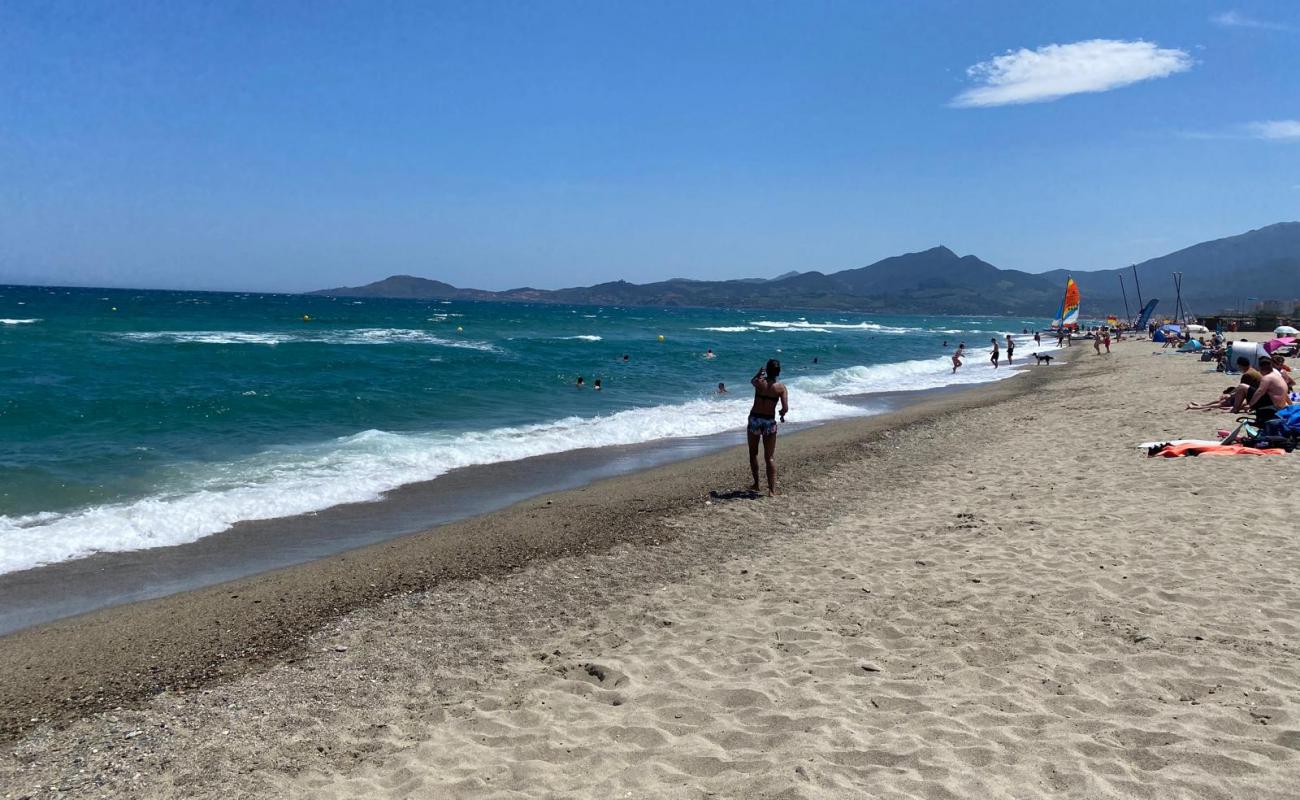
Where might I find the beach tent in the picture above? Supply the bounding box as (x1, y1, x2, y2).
(1263, 336, 1296, 354)
(1275, 325, 1299, 336)
(1179, 339, 1203, 352)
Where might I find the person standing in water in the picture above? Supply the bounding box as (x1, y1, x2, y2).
(1034, 331, 1041, 346)
(951, 342, 965, 373)
(748, 359, 788, 497)
(1005, 334, 1015, 365)
(990, 337, 1000, 369)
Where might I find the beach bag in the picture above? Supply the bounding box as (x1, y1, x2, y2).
(1274, 406, 1300, 437)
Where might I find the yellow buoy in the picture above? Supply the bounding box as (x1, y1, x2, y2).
(302, 314, 311, 322)
(111, 307, 118, 312)
(657, 334, 665, 342)
(456, 326, 464, 333)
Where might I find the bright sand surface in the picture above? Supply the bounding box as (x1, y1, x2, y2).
(5, 334, 1300, 798)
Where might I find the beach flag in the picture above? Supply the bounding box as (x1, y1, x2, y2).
(1106, 315, 1119, 327)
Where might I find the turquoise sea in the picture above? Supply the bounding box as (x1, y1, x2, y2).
(1, 284, 1050, 574)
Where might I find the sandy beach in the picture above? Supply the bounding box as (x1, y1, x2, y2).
(5, 335, 1300, 799)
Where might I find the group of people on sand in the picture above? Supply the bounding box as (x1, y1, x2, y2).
(1186, 350, 1294, 424)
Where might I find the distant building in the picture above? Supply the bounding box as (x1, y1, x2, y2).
(1253, 299, 1294, 314)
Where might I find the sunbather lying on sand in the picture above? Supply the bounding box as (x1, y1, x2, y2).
(1185, 386, 1237, 411)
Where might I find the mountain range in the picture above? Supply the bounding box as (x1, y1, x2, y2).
(312, 222, 1300, 318)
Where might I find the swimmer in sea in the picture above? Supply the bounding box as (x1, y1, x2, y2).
(704, 348, 716, 359)
(748, 359, 788, 497)
(717, 382, 728, 394)
(576, 376, 585, 388)
(593, 378, 602, 391)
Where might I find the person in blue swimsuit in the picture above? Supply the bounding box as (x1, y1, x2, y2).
(748, 359, 789, 496)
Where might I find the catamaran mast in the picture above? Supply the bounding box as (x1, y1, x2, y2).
(1118, 274, 1132, 327)
(1132, 264, 1144, 313)
(1172, 271, 1185, 325)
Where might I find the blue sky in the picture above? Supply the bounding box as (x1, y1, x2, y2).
(1, 1, 1296, 292)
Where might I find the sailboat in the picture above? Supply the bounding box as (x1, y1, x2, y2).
(1050, 277, 1081, 330)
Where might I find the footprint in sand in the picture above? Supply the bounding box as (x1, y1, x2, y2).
(557, 662, 631, 705)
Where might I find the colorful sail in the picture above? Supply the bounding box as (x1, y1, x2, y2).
(1052, 277, 1081, 329)
(1061, 278, 1080, 329)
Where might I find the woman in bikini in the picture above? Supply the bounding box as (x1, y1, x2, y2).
(748, 359, 789, 497)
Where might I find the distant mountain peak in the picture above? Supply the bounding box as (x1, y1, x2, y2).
(309, 222, 1300, 316)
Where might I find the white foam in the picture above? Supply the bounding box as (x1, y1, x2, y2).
(695, 326, 754, 333)
(0, 391, 859, 574)
(560, 335, 603, 341)
(791, 334, 1052, 398)
(750, 320, 917, 334)
(1, 335, 1056, 574)
(0, 318, 40, 325)
(115, 329, 498, 351)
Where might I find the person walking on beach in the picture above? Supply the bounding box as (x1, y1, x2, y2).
(951, 342, 965, 373)
(1005, 334, 1015, 364)
(748, 359, 788, 497)
(1102, 329, 1111, 353)
(990, 337, 1000, 369)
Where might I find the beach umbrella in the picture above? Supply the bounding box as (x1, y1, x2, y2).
(1274, 325, 1299, 336)
(1263, 336, 1296, 354)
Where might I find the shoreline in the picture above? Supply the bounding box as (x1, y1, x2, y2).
(0, 358, 1058, 743)
(0, 380, 977, 636)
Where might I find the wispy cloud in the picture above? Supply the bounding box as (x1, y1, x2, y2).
(1178, 120, 1300, 141)
(1210, 10, 1292, 31)
(952, 39, 1193, 108)
(1245, 120, 1300, 140)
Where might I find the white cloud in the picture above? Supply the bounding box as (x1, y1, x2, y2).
(952, 39, 1193, 108)
(1210, 11, 1291, 31)
(1246, 120, 1300, 140)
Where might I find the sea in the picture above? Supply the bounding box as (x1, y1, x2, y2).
(1, 284, 1051, 578)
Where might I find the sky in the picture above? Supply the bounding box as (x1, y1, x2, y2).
(0, 1, 1297, 293)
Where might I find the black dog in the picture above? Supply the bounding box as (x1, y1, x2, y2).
(1032, 353, 1054, 365)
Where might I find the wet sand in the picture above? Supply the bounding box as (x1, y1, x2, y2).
(0, 394, 905, 636)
